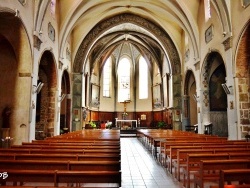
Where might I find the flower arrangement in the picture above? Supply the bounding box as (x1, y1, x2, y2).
(89, 121, 96, 128)
(157, 121, 165, 129)
(122, 112, 128, 116)
(106, 122, 112, 129)
(122, 112, 128, 119)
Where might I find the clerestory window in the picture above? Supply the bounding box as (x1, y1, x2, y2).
(103, 57, 111, 97)
(139, 56, 148, 99)
(118, 57, 131, 102)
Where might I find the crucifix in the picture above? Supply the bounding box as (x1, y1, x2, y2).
(120, 100, 131, 120)
(121, 100, 130, 112)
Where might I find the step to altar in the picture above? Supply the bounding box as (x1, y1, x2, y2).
(120, 129, 137, 137)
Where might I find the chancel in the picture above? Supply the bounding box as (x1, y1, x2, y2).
(0, 1, 250, 187)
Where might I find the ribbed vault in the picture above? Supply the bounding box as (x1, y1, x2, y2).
(74, 13, 180, 76)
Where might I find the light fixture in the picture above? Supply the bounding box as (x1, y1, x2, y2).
(15, 9, 19, 17)
(193, 94, 199, 102)
(221, 83, 231, 94)
(32, 82, 44, 94)
(58, 94, 66, 102)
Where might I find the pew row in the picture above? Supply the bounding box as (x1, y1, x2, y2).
(0, 148, 121, 155)
(175, 149, 250, 184)
(0, 170, 122, 187)
(219, 169, 250, 188)
(0, 153, 121, 161)
(0, 160, 121, 171)
(193, 159, 250, 188)
(181, 152, 250, 188)
(167, 145, 250, 174)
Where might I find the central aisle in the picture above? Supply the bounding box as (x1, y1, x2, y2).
(121, 137, 184, 188)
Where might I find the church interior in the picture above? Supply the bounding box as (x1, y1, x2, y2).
(0, 0, 250, 187)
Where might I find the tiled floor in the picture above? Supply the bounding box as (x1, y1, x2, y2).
(121, 137, 184, 188)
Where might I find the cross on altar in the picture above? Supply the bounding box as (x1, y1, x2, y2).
(120, 100, 131, 113)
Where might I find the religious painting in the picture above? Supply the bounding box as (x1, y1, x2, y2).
(205, 25, 213, 43)
(242, 0, 250, 8)
(91, 84, 100, 108)
(152, 84, 162, 109)
(209, 65, 227, 111)
(141, 114, 146, 120)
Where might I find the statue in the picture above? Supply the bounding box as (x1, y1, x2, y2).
(2, 106, 11, 128)
(82, 107, 88, 121)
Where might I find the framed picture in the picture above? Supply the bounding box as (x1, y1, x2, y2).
(91, 84, 100, 108)
(205, 25, 213, 43)
(141, 114, 146, 120)
(152, 84, 162, 109)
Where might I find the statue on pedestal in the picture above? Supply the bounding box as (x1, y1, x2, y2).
(2, 106, 11, 128)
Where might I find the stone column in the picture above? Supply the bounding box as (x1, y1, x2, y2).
(182, 95, 190, 130)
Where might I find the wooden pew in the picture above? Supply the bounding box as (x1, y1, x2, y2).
(0, 148, 121, 155)
(46, 130, 121, 147)
(28, 140, 120, 146)
(193, 159, 250, 188)
(166, 144, 250, 174)
(183, 153, 230, 188)
(0, 129, 122, 187)
(11, 144, 120, 150)
(169, 148, 250, 184)
(175, 149, 215, 181)
(211, 185, 250, 188)
(0, 170, 121, 187)
(0, 153, 120, 161)
(137, 129, 198, 151)
(219, 169, 250, 188)
(167, 145, 202, 173)
(1, 185, 35, 188)
(0, 160, 121, 171)
(175, 149, 250, 183)
(160, 140, 249, 166)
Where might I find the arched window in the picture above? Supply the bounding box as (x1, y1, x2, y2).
(204, 0, 211, 22)
(118, 58, 130, 102)
(50, 0, 56, 18)
(103, 57, 111, 97)
(139, 56, 148, 99)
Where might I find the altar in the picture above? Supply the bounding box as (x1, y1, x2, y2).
(115, 119, 138, 129)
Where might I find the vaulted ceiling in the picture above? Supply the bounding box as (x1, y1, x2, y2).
(57, 0, 204, 75)
(54, 0, 231, 77)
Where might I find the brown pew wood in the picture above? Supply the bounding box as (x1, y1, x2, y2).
(0, 129, 121, 187)
(0, 170, 121, 187)
(0, 153, 120, 161)
(0, 148, 120, 155)
(27, 140, 120, 146)
(183, 153, 230, 188)
(160, 141, 250, 167)
(211, 185, 250, 188)
(0, 160, 121, 171)
(176, 149, 250, 183)
(11, 145, 120, 150)
(167, 144, 250, 174)
(193, 159, 250, 188)
(219, 169, 250, 188)
(175, 149, 215, 181)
